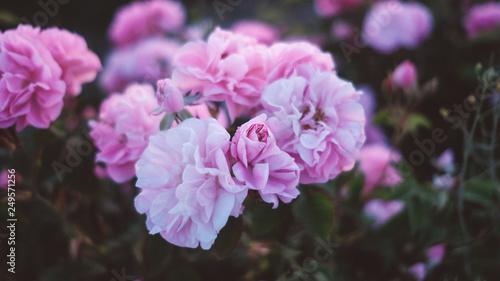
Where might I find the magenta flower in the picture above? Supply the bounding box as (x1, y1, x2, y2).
(231, 114, 300, 208)
(393, 60, 417, 90)
(108, 0, 185, 48)
(172, 28, 268, 121)
(39, 27, 101, 97)
(100, 37, 180, 93)
(0, 25, 66, 131)
(362, 1, 433, 54)
(89, 84, 163, 183)
(267, 41, 335, 83)
(364, 199, 404, 227)
(156, 79, 184, 114)
(427, 244, 445, 266)
(260, 71, 365, 184)
(358, 144, 402, 193)
(409, 263, 426, 281)
(314, 0, 366, 18)
(0, 170, 22, 189)
(231, 20, 280, 45)
(464, 2, 500, 39)
(134, 118, 247, 249)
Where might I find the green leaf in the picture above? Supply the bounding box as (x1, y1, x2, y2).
(213, 216, 244, 259)
(405, 113, 431, 134)
(293, 186, 335, 239)
(407, 197, 427, 233)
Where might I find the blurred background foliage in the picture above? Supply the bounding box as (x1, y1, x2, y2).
(1, 0, 500, 280)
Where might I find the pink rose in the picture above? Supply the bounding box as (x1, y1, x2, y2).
(231, 114, 300, 208)
(267, 42, 335, 83)
(231, 20, 280, 45)
(156, 79, 184, 114)
(89, 84, 163, 183)
(0, 25, 66, 131)
(463, 2, 500, 39)
(260, 71, 365, 184)
(172, 28, 268, 121)
(358, 144, 402, 193)
(39, 27, 102, 96)
(109, 0, 186, 48)
(100, 37, 180, 93)
(134, 118, 247, 249)
(362, 1, 433, 54)
(314, 0, 366, 18)
(363, 199, 404, 227)
(393, 60, 417, 90)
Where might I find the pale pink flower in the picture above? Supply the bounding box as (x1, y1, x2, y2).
(393, 60, 417, 90)
(314, 0, 366, 17)
(100, 37, 180, 93)
(364, 199, 404, 227)
(464, 2, 500, 39)
(0, 25, 66, 131)
(89, 84, 163, 183)
(427, 244, 445, 266)
(260, 71, 365, 184)
(331, 21, 355, 41)
(409, 263, 426, 281)
(156, 79, 184, 114)
(39, 27, 101, 96)
(134, 118, 247, 249)
(231, 20, 280, 45)
(267, 42, 335, 83)
(231, 114, 300, 208)
(362, 1, 433, 54)
(172, 28, 268, 121)
(436, 149, 455, 174)
(358, 144, 402, 193)
(109, 0, 186, 47)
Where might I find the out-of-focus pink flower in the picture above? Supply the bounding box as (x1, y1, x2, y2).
(358, 86, 388, 145)
(231, 20, 280, 45)
(362, 1, 433, 54)
(331, 21, 355, 41)
(231, 114, 300, 208)
(261, 71, 365, 184)
(109, 0, 185, 48)
(393, 60, 417, 90)
(173, 28, 268, 121)
(314, 0, 366, 18)
(0, 25, 66, 131)
(358, 144, 402, 193)
(94, 166, 108, 179)
(156, 79, 184, 114)
(364, 199, 404, 227)
(89, 84, 163, 183)
(100, 37, 180, 93)
(0, 170, 22, 189)
(409, 263, 426, 281)
(464, 2, 500, 39)
(267, 42, 335, 83)
(427, 244, 445, 266)
(134, 118, 247, 249)
(39, 28, 101, 96)
(436, 148, 455, 174)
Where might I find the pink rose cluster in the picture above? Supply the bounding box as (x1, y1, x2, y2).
(463, 2, 500, 39)
(108, 0, 186, 48)
(362, 1, 433, 54)
(89, 84, 163, 183)
(0, 24, 101, 131)
(129, 28, 366, 249)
